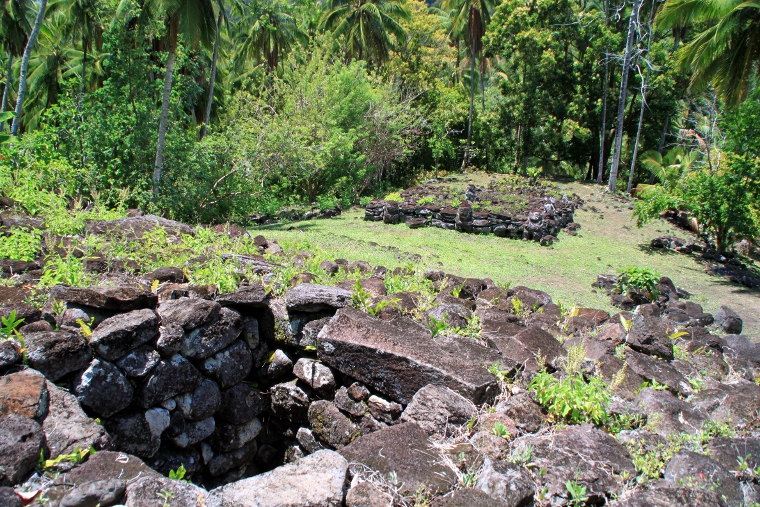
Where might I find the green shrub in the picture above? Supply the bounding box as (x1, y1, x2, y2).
(384, 191, 403, 202)
(616, 267, 660, 298)
(530, 370, 610, 425)
(0, 228, 41, 262)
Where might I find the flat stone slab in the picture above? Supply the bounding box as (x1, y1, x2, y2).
(207, 449, 348, 507)
(216, 283, 270, 309)
(50, 285, 157, 311)
(90, 309, 159, 361)
(0, 371, 48, 420)
(285, 284, 352, 312)
(317, 308, 506, 404)
(339, 422, 456, 496)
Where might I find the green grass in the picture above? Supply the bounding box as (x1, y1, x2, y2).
(256, 179, 760, 339)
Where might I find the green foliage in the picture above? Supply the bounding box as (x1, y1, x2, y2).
(530, 370, 610, 425)
(384, 191, 403, 202)
(427, 313, 449, 338)
(0, 228, 42, 262)
(565, 480, 588, 506)
(168, 464, 187, 480)
(40, 446, 94, 469)
(616, 267, 660, 298)
(1, 310, 25, 338)
(416, 196, 435, 205)
(487, 362, 511, 383)
(39, 254, 90, 288)
(492, 420, 510, 438)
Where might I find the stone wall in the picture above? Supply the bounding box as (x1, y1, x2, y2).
(364, 197, 580, 246)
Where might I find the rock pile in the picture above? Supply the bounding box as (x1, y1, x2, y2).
(1, 220, 758, 506)
(365, 197, 579, 245)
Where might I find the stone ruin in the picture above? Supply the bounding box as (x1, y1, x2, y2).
(364, 188, 581, 246)
(1, 220, 760, 506)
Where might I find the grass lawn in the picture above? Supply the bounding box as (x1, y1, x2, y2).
(254, 176, 760, 340)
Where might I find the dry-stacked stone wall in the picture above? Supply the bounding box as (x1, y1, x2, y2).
(365, 196, 580, 246)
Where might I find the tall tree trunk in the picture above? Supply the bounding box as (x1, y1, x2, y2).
(200, 9, 223, 140)
(11, 0, 47, 136)
(80, 35, 87, 94)
(153, 17, 178, 200)
(0, 53, 13, 132)
(462, 16, 476, 170)
(480, 56, 489, 171)
(608, 0, 640, 192)
(627, 1, 655, 194)
(597, 49, 609, 183)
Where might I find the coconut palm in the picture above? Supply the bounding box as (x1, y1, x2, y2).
(236, 0, 307, 88)
(636, 146, 698, 195)
(442, 0, 494, 168)
(319, 0, 410, 66)
(116, 0, 217, 198)
(47, 0, 101, 94)
(655, 0, 760, 107)
(10, 0, 47, 136)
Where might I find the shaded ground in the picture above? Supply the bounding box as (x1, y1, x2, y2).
(255, 176, 760, 340)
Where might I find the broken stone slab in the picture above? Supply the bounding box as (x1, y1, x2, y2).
(625, 311, 674, 360)
(124, 475, 208, 507)
(89, 309, 159, 362)
(488, 326, 566, 372)
(271, 381, 311, 424)
(345, 480, 393, 507)
(50, 285, 157, 311)
(473, 458, 535, 506)
(180, 307, 243, 360)
(74, 358, 134, 417)
(43, 380, 110, 459)
(317, 308, 505, 404)
(137, 354, 204, 408)
(610, 482, 729, 507)
(715, 306, 743, 334)
(0, 370, 49, 420)
(24, 331, 91, 381)
(51, 451, 161, 488)
(624, 348, 691, 396)
(200, 340, 252, 388)
(665, 451, 743, 507)
(175, 378, 221, 422)
(633, 388, 705, 436)
(515, 424, 635, 505)
(400, 384, 477, 436)
(215, 282, 270, 309)
(158, 297, 221, 331)
(59, 478, 126, 507)
(285, 283, 352, 312)
(207, 449, 348, 507)
(0, 414, 45, 486)
(340, 422, 457, 496)
(308, 400, 361, 449)
(293, 358, 336, 396)
(104, 408, 170, 459)
(689, 382, 760, 426)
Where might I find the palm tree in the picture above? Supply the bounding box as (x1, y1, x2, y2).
(0, 0, 30, 131)
(237, 0, 306, 90)
(636, 146, 697, 194)
(47, 0, 102, 94)
(656, 0, 760, 107)
(116, 0, 216, 198)
(442, 0, 494, 169)
(319, 0, 410, 66)
(10, 0, 47, 136)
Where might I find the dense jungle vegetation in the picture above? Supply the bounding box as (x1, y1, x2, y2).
(0, 0, 758, 249)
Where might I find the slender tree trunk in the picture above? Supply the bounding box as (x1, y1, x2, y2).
(200, 10, 222, 140)
(0, 53, 13, 132)
(153, 17, 178, 200)
(11, 0, 47, 136)
(81, 35, 88, 94)
(462, 18, 476, 170)
(608, 0, 640, 192)
(627, 0, 655, 194)
(597, 51, 610, 183)
(480, 56, 490, 171)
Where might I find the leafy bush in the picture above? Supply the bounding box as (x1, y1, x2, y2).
(0, 229, 41, 262)
(616, 267, 660, 298)
(530, 370, 610, 425)
(384, 192, 403, 202)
